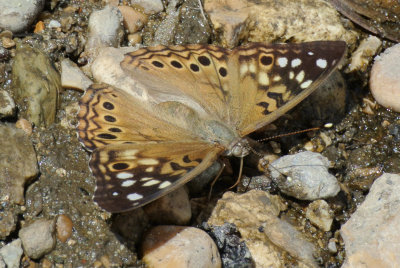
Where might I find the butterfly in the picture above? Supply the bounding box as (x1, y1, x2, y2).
(77, 41, 346, 213)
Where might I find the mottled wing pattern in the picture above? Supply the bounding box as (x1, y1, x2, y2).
(230, 41, 346, 135)
(121, 44, 235, 121)
(91, 142, 220, 213)
(77, 84, 198, 151)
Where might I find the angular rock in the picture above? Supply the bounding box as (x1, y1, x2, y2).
(118, 6, 148, 34)
(268, 151, 340, 200)
(12, 45, 60, 127)
(19, 218, 56, 259)
(204, 0, 357, 47)
(0, 90, 16, 119)
(208, 190, 319, 267)
(341, 173, 400, 267)
(0, 0, 45, 33)
(306, 200, 334, 232)
(86, 5, 123, 50)
(61, 58, 92, 91)
(0, 239, 23, 268)
(0, 124, 38, 205)
(131, 0, 164, 14)
(142, 225, 221, 268)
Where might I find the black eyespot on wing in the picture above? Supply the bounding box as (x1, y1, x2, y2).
(198, 56, 211, 66)
(97, 133, 117, 139)
(108, 127, 122, 132)
(260, 55, 273, 66)
(104, 115, 116, 122)
(113, 163, 129, 170)
(190, 63, 199, 72)
(152, 61, 164, 68)
(103, 102, 114, 110)
(219, 67, 227, 77)
(171, 60, 183, 68)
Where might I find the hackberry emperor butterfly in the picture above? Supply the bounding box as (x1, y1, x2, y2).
(77, 41, 346, 212)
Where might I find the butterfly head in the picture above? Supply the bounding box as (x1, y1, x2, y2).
(226, 138, 251, 158)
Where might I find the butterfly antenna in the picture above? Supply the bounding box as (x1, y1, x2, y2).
(228, 157, 244, 190)
(208, 161, 226, 201)
(257, 127, 321, 143)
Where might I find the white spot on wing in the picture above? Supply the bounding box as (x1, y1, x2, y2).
(308, 51, 314, 56)
(277, 57, 288, 67)
(140, 177, 153, 181)
(289, 71, 294, 79)
(145, 167, 154, 172)
(159, 181, 172, 189)
(258, 72, 269, 85)
(316, 58, 327, 68)
(240, 64, 248, 75)
(249, 64, 256, 73)
(138, 158, 159, 165)
(291, 58, 302, 68)
(143, 180, 160, 186)
(300, 80, 313, 89)
(112, 192, 118, 196)
(121, 180, 135, 187)
(127, 193, 143, 201)
(117, 172, 134, 179)
(296, 70, 305, 83)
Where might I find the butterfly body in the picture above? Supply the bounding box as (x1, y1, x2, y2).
(77, 41, 346, 212)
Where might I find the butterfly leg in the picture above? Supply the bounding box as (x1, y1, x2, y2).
(207, 160, 226, 201)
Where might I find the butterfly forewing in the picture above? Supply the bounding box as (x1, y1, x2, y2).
(91, 142, 220, 212)
(231, 41, 346, 135)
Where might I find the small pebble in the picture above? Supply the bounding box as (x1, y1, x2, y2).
(86, 5, 123, 50)
(15, 118, 33, 135)
(19, 218, 56, 259)
(56, 214, 73, 243)
(34, 21, 45, 33)
(1, 37, 15, 48)
(0, 239, 23, 268)
(328, 239, 337, 253)
(127, 33, 142, 45)
(370, 43, 400, 112)
(131, 0, 164, 14)
(48, 20, 61, 28)
(305, 200, 334, 232)
(142, 225, 221, 268)
(0, 89, 16, 119)
(0, 0, 45, 33)
(61, 58, 92, 91)
(118, 5, 148, 34)
(268, 151, 340, 200)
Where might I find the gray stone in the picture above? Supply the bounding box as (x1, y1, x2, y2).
(0, 90, 16, 119)
(19, 218, 56, 259)
(0, 239, 23, 268)
(341, 173, 400, 267)
(0, 0, 45, 33)
(86, 5, 123, 50)
(269, 151, 340, 200)
(131, 0, 163, 14)
(0, 124, 38, 205)
(12, 45, 60, 127)
(61, 59, 92, 91)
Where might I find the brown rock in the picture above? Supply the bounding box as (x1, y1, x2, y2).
(118, 6, 148, 34)
(56, 215, 73, 243)
(142, 226, 221, 268)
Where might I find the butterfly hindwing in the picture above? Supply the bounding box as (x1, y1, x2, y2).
(90, 142, 221, 212)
